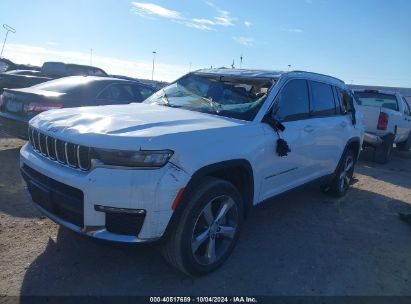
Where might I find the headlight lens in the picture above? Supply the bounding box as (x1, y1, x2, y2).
(93, 149, 173, 168)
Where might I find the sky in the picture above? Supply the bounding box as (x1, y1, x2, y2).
(0, 0, 410, 87)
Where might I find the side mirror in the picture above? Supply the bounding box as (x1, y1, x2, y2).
(263, 112, 290, 157)
(262, 113, 285, 132)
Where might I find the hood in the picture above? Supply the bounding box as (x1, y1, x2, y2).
(30, 103, 250, 150)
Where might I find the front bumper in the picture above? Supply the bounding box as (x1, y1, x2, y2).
(20, 143, 190, 242)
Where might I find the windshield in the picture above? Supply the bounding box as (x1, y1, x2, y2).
(354, 91, 399, 111)
(144, 73, 274, 121)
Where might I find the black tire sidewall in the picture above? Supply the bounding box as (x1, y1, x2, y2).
(178, 179, 244, 276)
(333, 149, 355, 197)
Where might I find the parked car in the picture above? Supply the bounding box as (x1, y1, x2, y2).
(0, 69, 53, 94)
(20, 69, 363, 275)
(0, 61, 108, 94)
(353, 89, 411, 163)
(0, 76, 156, 139)
(0, 57, 41, 73)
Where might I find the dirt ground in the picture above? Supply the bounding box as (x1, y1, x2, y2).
(1, 129, 411, 296)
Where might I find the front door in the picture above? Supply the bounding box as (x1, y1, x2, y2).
(259, 79, 322, 201)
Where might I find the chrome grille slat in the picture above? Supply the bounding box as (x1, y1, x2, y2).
(53, 139, 58, 161)
(65, 143, 77, 168)
(37, 132, 42, 154)
(77, 145, 90, 171)
(32, 129, 39, 151)
(28, 127, 33, 146)
(56, 140, 65, 164)
(64, 142, 69, 165)
(39, 133, 47, 156)
(28, 126, 91, 171)
(46, 136, 56, 160)
(45, 136, 50, 156)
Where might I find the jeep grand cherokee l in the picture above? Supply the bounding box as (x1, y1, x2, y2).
(20, 69, 364, 275)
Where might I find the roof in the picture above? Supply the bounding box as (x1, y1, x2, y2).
(57, 75, 140, 83)
(193, 68, 345, 86)
(194, 68, 285, 80)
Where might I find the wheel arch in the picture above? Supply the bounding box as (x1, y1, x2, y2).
(161, 159, 254, 241)
(335, 137, 361, 175)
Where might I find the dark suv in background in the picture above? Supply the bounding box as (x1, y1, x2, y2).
(0, 61, 108, 94)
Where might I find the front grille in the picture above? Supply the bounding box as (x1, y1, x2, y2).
(21, 164, 84, 228)
(28, 126, 91, 171)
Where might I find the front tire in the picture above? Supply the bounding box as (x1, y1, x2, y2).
(162, 177, 244, 276)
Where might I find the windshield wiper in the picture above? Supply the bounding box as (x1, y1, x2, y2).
(159, 89, 170, 106)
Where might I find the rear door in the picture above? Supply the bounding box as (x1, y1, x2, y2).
(307, 81, 348, 174)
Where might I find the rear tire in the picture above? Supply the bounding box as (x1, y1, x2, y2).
(396, 133, 411, 151)
(162, 177, 244, 276)
(327, 149, 355, 197)
(374, 134, 394, 164)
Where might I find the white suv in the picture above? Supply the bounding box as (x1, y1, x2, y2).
(20, 69, 364, 275)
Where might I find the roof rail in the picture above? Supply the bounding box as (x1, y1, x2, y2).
(291, 70, 345, 84)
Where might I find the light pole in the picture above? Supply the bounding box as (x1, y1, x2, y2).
(152, 51, 156, 81)
(240, 55, 243, 69)
(0, 24, 16, 58)
(287, 64, 291, 72)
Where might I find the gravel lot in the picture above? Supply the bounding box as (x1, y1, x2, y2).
(1, 130, 411, 296)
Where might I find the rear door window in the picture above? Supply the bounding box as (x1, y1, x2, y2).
(309, 81, 336, 117)
(98, 84, 136, 101)
(274, 79, 310, 121)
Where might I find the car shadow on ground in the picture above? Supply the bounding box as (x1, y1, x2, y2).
(357, 148, 411, 190)
(0, 147, 40, 218)
(19, 184, 411, 296)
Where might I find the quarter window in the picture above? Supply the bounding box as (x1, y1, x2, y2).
(402, 98, 411, 116)
(273, 79, 310, 121)
(336, 87, 354, 114)
(310, 81, 336, 116)
(139, 86, 155, 100)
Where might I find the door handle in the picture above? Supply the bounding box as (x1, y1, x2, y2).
(340, 121, 347, 128)
(304, 125, 315, 133)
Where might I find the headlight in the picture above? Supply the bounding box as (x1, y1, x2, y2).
(92, 149, 173, 168)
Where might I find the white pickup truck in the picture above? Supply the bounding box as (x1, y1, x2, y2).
(354, 90, 411, 163)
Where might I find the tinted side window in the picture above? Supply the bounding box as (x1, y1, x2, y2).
(310, 81, 336, 116)
(274, 79, 309, 121)
(98, 84, 135, 101)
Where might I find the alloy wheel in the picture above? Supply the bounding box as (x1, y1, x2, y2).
(191, 195, 239, 265)
(339, 154, 354, 192)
